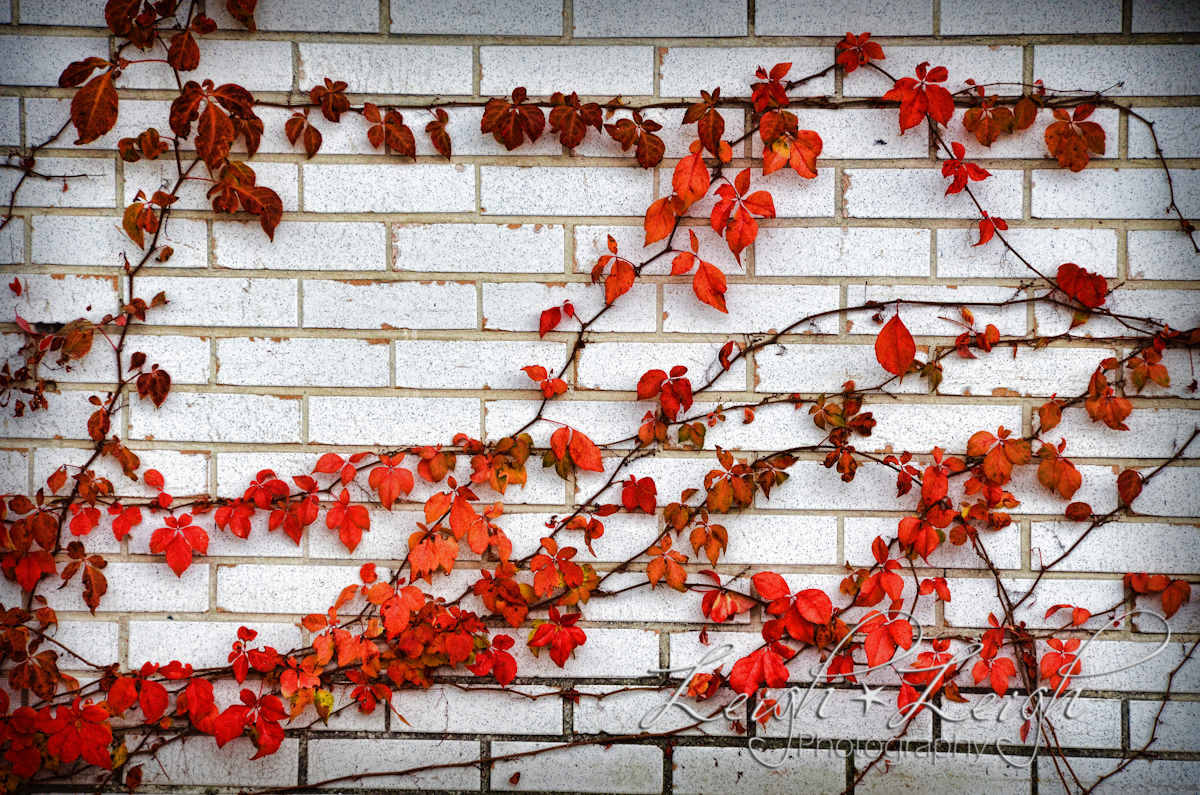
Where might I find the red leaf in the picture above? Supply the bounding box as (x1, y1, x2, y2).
(70, 71, 119, 145)
(539, 306, 561, 338)
(692, 260, 727, 314)
(568, 429, 604, 473)
(874, 314, 916, 377)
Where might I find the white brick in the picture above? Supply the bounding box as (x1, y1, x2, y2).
(1039, 758, 1200, 794)
(298, 43, 472, 95)
(34, 332, 211, 385)
(128, 620, 301, 668)
(1133, 0, 1200, 32)
(1129, 700, 1200, 751)
(486, 397, 649, 448)
(481, 166, 653, 217)
(1128, 230, 1200, 280)
(756, 0, 933, 35)
(937, 226, 1117, 279)
(1136, 465, 1200, 518)
(845, 168, 1023, 219)
(308, 396, 479, 445)
(119, 39, 293, 92)
(391, 0, 562, 35)
(218, 563, 374, 614)
(304, 164, 475, 214)
(1, 393, 97, 440)
(396, 340, 566, 389)
(210, 0, 379, 31)
(124, 159, 299, 212)
(690, 167, 835, 218)
(1051, 407, 1200, 459)
(32, 447, 209, 501)
(1034, 521, 1200, 573)
(0, 158, 115, 209)
(33, 215, 207, 269)
(574, 0, 746, 37)
(944, 108, 1118, 162)
(752, 108, 930, 160)
(946, 577, 1125, 629)
(1007, 462, 1118, 516)
(754, 459, 921, 511)
(307, 511, 415, 561)
(756, 342, 928, 395)
(0, 218, 22, 264)
(19, 0, 187, 25)
(217, 337, 388, 387)
(577, 107, 745, 161)
(846, 284, 1028, 336)
(1034, 288, 1200, 338)
(214, 221, 385, 271)
(1, 273, 118, 323)
(395, 223, 564, 273)
(0, 450, 28, 494)
(216, 451, 369, 501)
(1034, 168, 1200, 220)
(575, 685, 745, 737)
(40, 621, 119, 669)
(303, 280, 476, 330)
(481, 46, 654, 96)
(845, 46, 1024, 98)
(395, 685, 562, 734)
(867, 403, 1024, 454)
(306, 739, 478, 789)
(576, 342, 746, 391)
(659, 47, 834, 98)
(1035, 46, 1200, 97)
(499, 511, 656, 562)
(575, 224, 742, 276)
(721, 514, 839, 565)
(756, 686, 935, 740)
(756, 226, 931, 278)
(585, 572, 734, 623)
(856, 755, 1030, 795)
(938, 345, 1111, 398)
(130, 393, 302, 444)
(45, 562, 208, 613)
(408, 105, 564, 157)
(141, 737, 299, 787)
(0, 97, 20, 146)
(134, 277, 298, 328)
(1129, 107, 1200, 159)
(26, 98, 174, 153)
(484, 281, 657, 332)
(492, 742, 661, 793)
(693, 398, 824, 452)
(846, 516, 1022, 570)
(511, 627, 660, 677)
(0, 37, 108, 87)
(942, 696, 1121, 749)
(942, 0, 1121, 34)
(663, 284, 840, 334)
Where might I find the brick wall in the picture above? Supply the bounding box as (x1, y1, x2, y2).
(1, 0, 1198, 792)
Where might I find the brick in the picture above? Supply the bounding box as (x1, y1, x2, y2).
(1129, 107, 1200, 159)
(669, 629, 768, 674)
(0, 157, 116, 209)
(584, 572, 740, 623)
(756, 0, 933, 35)
(870, 403, 1024, 454)
(395, 340, 566, 389)
(210, 0, 379, 31)
(299, 43, 472, 95)
(304, 164, 476, 214)
(721, 514, 838, 566)
(573, 0, 746, 37)
(0, 37, 108, 87)
(492, 742, 662, 793)
(941, 0, 1121, 33)
(576, 342, 747, 391)
(412, 105, 565, 157)
(696, 398, 825, 452)
(573, 685, 746, 737)
(392, 685, 562, 734)
(659, 47, 834, 98)
(134, 277, 298, 328)
(1034, 168, 1200, 219)
(1135, 464, 1200, 518)
(34, 447, 209, 500)
(511, 627, 660, 677)
(308, 396, 479, 445)
(217, 563, 374, 614)
(1073, 640, 1200, 692)
(1, 273, 118, 323)
(1129, 700, 1200, 751)
(128, 620, 301, 668)
(1128, 230, 1200, 280)
(575, 224, 742, 275)
(303, 280, 476, 330)
(480, 166, 653, 217)
(944, 108, 1119, 162)
(937, 227, 1117, 280)
(937, 345, 1112, 398)
(756, 686, 934, 740)
(1051, 407, 1200, 458)
(942, 696, 1121, 749)
(481, 46, 654, 97)
(1034, 289, 1200, 338)
(0, 218, 21, 264)
(140, 737, 299, 787)
(391, 0, 562, 35)
(575, 108, 746, 161)
(856, 755, 1031, 795)
(42, 621, 119, 670)
(846, 284, 1028, 336)
(756, 342, 927, 395)
(214, 221, 385, 271)
(845, 46, 1024, 98)
(216, 337, 386, 387)
(663, 284, 839, 334)
(45, 562, 208, 613)
(395, 223, 565, 273)
(124, 159, 299, 212)
(119, 38, 292, 91)
(1040, 758, 1200, 794)
(1035, 46, 1200, 97)
(0, 97, 20, 146)
(19, 0, 186, 26)
(753, 459, 920, 511)
(25, 98, 173, 153)
(216, 451, 373, 502)
(756, 226, 931, 278)
(33, 215, 207, 269)
(486, 399, 649, 449)
(946, 577, 1125, 629)
(130, 392, 302, 443)
(1035, 520, 1200, 573)
(690, 167, 835, 218)
(499, 511, 656, 562)
(845, 168, 1023, 219)
(36, 332, 211, 384)
(484, 281, 656, 332)
(752, 108, 929, 160)
(306, 738, 479, 789)
(0, 450, 28, 495)
(1007, 462, 1118, 516)
(846, 516, 1022, 570)
(1133, 0, 1200, 32)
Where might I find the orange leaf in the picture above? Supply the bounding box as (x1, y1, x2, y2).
(568, 430, 604, 473)
(70, 71, 119, 145)
(692, 260, 727, 313)
(874, 314, 915, 377)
